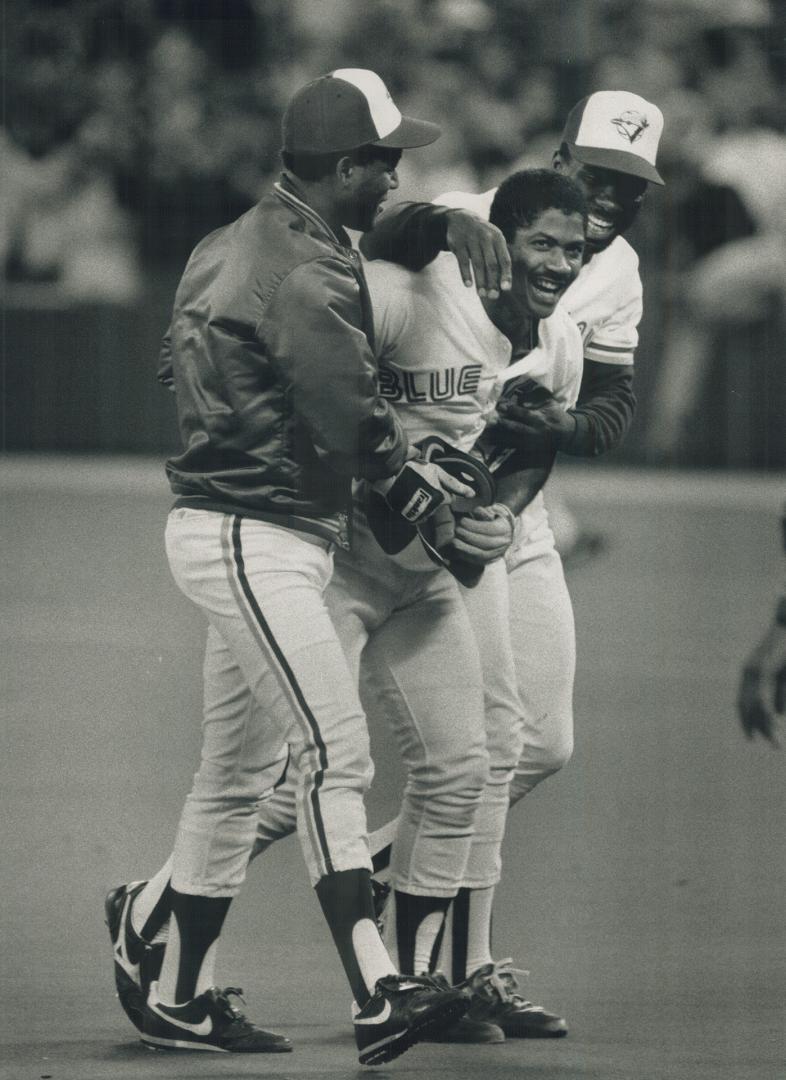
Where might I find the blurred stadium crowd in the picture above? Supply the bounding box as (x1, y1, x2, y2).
(4, 0, 786, 465)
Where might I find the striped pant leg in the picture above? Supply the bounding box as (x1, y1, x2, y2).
(249, 545, 379, 864)
(165, 509, 374, 893)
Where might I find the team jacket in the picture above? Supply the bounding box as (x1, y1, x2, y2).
(157, 176, 409, 548)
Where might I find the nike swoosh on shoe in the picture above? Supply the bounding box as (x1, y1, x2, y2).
(354, 999, 392, 1025)
(148, 1001, 214, 1036)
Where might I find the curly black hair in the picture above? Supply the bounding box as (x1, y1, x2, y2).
(489, 168, 587, 243)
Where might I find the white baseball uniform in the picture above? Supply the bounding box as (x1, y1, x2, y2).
(437, 188, 643, 800)
(253, 246, 583, 897)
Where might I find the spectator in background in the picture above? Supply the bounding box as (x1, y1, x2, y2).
(643, 73, 786, 463)
(642, 89, 758, 461)
(2, 7, 140, 302)
(4, 0, 786, 467)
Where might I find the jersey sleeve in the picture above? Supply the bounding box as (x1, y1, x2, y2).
(583, 260, 643, 367)
(434, 189, 496, 218)
(562, 360, 636, 457)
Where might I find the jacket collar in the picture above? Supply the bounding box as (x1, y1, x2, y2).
(274, 174, 353, 252)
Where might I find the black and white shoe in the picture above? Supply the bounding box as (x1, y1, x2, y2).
(463, 959, 567, 1038)
(418, 971, 504, 1043)
(141, 983, 292, 1052)
(353, 973, 469, 1066)
(104, 881, 165, 1031)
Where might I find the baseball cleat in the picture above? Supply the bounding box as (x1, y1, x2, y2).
(420, 1014, 505, 1043)
(353, 973, 470, 1066)
(462, 959, 567, 1038)
(104, 881, 165, 1031)
(418, 971, 504, 1043)
(141, 983, 292, 1052)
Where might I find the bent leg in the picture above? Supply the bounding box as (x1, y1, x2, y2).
(507, 545, 575, 805)
(166, 511, 375, 893)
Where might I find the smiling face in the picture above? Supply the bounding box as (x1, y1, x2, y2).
(505, 207, 586, 321)
(554, 150, 647, 254)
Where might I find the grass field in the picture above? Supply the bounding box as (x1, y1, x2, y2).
(2, 456, 784, 1080)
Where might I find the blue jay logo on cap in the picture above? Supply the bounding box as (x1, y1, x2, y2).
(610, 110, 649, 144)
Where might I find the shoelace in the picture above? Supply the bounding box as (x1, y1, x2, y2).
(212, 986, 252, 1027)
(481, 959, 531, 1007)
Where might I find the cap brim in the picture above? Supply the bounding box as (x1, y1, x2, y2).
(373, 115, 441, 149)
(570, 143, 664, 186)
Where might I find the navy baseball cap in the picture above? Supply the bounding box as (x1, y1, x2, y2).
(562, 91, 665, 186)
(282, 68, 441, 154)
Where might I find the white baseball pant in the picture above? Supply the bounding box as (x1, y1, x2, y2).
(164, 507, 374, 895)
(455, 557, 525, 888)
(505, 499, 576, 805)
(252, 511, 490, 897)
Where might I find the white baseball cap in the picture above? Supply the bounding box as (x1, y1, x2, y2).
(561, 90, 665, 186)
(282, 68, 441, 154)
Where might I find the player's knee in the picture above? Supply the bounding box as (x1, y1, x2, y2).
(411, 743, 489, 803)
(526, 710, 574, 773)
(508, 721, 573, 805)
(191, 762, 270, 805)
(539, 725, 574, 774)
(251, 815, 296, 860)
(291, 725, 374, 792)
(450, 749, 489, 801)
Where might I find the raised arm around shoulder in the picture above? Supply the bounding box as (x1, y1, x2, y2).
(258, 256, 409, 481)
(361, 201, 511, 297)
(360, 202, 454, 269)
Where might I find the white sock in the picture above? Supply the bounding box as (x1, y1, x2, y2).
(131, 857, 173, 941)
(465, 885, 496, 976)
(382, 892, 399, 968)
(351, 917, 397, 995)
(413, 911, 447, 975)
(155, 917, 182, 1004)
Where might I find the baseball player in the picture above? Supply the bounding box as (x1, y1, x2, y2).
(104, 69, 474, 1067)
(106, 167, 588, 1047)
(249, 167, 587, 1043)
(738, 503, 786, 747)
(359, 90, 665, 1038)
